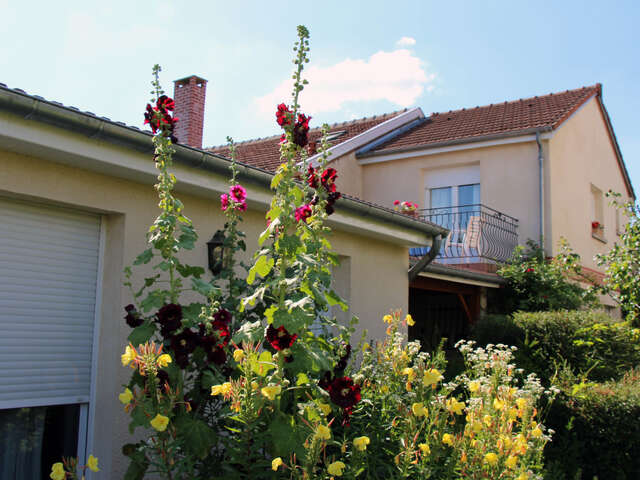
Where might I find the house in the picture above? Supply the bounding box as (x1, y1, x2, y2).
(0, 78, 445, 478)
(209, 84, 635, 348)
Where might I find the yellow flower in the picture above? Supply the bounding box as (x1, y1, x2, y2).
(405, 314, 415, 326)
(272, 457, 283, 471)
(119, 387, 133, 405)
(517, 474, 529, 480)
(316, 424, 331, 440)
(505, 455, 518, 469)
(418, 443, 430, 455)
(402, 367, 416, 381)
(484, 452, 498, 466)
(211, 382, 232, 396)
(472, 422, 482, 433)
(516, 397, 527, 410)
(446, 397, 465, 415)
(233, 349, 245, 362)
(156, 354, 172, 368)
(327, 461, 346, 476)
(383, 314, 393, 324)
(87, 454, 99, 472)
(469, 381, 480, 392)
(354, 436, 370, 451)
(50, 462, 65, 480)
(121, 345, 137, 366)
(412, 402, 428, 417)
(251, 381, 259, 390)
(501, 435, 513, 449)
(508, 408, 518, 421)
(461, 451, 468, 463)
(423, 368, 443, 387)
(483, 414, 493, 427)
(318, 402, 332, 416)
(150, 413, 169, 432)
(380, 385, 390, 394)
(442, 433, 454, 446)
(531, 427, 543, 438)
(261, 385, 282, 401)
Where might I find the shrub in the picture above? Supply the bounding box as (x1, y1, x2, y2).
(472, 311, 640, 383)
(494, 241, 598, 314)
(544, 369, 640, 479)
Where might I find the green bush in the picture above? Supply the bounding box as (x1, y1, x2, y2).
(472, 311, 640, 383)
(544, 369, 640, 480)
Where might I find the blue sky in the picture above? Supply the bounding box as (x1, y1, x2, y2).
(1, 0, 638, 194)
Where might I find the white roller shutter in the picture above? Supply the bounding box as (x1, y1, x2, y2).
(0, 197, 100, 409)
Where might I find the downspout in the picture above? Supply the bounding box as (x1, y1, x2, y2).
(408, 234, 442, 282)
(536, 131, 545, 251)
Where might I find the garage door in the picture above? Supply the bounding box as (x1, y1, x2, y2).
(0, 197, 101, 479)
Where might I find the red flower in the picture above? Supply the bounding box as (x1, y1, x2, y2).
(295, 204, 313, 223)
(591, 221, 601, 229)
(321, 168, 337, 192)
(266, 324, 298, 351)
(213, 308, 232, 324)
(326, 376, 361, 409)
(393, 200, 400, 206)
(525, 268, 535, 273)
(220, 193, 229, 211)
(292, 113, 311, 148)
(276, 103, 292, 127)
(307, 166, 319, 189)
(144, 96, 179, 142)
(170, 328, 199, 368)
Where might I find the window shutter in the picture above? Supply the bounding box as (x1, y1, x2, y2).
(0, 198, 100, 409)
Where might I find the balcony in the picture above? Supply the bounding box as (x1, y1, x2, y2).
(411, 204, 519, 271)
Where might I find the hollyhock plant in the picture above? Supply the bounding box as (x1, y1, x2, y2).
(294, 204, 313, 223)
(326, 376, 361, 409)
(124, 304, 143, 328)
(156, 303, 183, 337)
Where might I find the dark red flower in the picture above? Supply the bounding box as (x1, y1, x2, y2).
(157, 369, 170, 390)
(156, 304, 183, 338)
(144, 96, 179, 142)
(157, 95, 175, 111)
(213, 308, 232, 325)
(266, 324, 298, 351)
(327, 376, 361, 409)
(525, 268, 535, 273)
(295, 204, 313, 223)
(325, 191, 342, 215)
(200, 335, 227, 365)
(124, 304, 143, 328)
(321, 168, 337, 192)
(292, 113, 311, 148)
(307, 166, 319, 189)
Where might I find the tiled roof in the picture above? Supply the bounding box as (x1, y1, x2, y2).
(207, 111, 403, 171)
(367, 85, 601, 154)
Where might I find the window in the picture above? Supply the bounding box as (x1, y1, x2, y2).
(591, 184, 605, 240)
(429, 183, 480, 241)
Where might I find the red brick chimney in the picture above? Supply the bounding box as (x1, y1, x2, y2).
(173, 75, 207, 148)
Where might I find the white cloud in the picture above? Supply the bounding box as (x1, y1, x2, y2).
(255, 49, 435, 116)
(396, 36, 416, 47)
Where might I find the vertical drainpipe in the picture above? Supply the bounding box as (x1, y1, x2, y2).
(536, 131, 545, 251)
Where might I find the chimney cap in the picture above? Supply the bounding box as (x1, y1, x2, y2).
(174, 75, 208, 86)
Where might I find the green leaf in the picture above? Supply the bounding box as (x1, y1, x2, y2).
(123, 448, 149, 480)
(251, 351, 276, 377)
(133, 248, 153, 265)
(177, 224, 198, 250)
(255, 255, 275, 278)
(264, 305, 278, 324)
(176, 262, 205, 279)
(127, 322, 156, 347)
(291, 186, 304, 204)
(269, 414, 307, 459)
(326, 289, 348, 312)
(270, 172, 283, 189)
(175, 415, 217, 459)
(140, 290, 167, 312)
(259, 218, 280, 246)
(192, 278, 217, 297)
(246, 267, 257, 285)
(232, 320, 264, 344)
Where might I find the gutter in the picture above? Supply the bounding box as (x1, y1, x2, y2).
(419, 263, 506, 286)
(408, 234, 442, 282)
(0, 84, 447, 241)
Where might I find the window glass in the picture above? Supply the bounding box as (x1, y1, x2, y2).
(458, 184, 480, 206)
(430, 187, 452, 209)
(0, 404, 79, 480)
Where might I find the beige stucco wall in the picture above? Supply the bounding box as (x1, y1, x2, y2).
(0, 125, 412, 477)
(548, 97, 633, 272)
(354, 142, 543, 248)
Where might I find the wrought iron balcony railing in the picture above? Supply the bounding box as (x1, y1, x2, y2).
(411, 204, 519, 264)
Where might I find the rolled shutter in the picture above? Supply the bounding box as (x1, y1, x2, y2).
(0, 198, 100, 409)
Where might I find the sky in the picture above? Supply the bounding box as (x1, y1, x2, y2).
(1, 0, 639, 194)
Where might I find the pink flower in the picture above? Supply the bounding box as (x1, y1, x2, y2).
(394, 200, 400, 206)
(230, 184, 247, 203)
(220, 193, 229, 211)
(295, 204, 313, 223)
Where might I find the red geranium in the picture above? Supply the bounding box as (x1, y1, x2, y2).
(266, 324, 298, 351)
